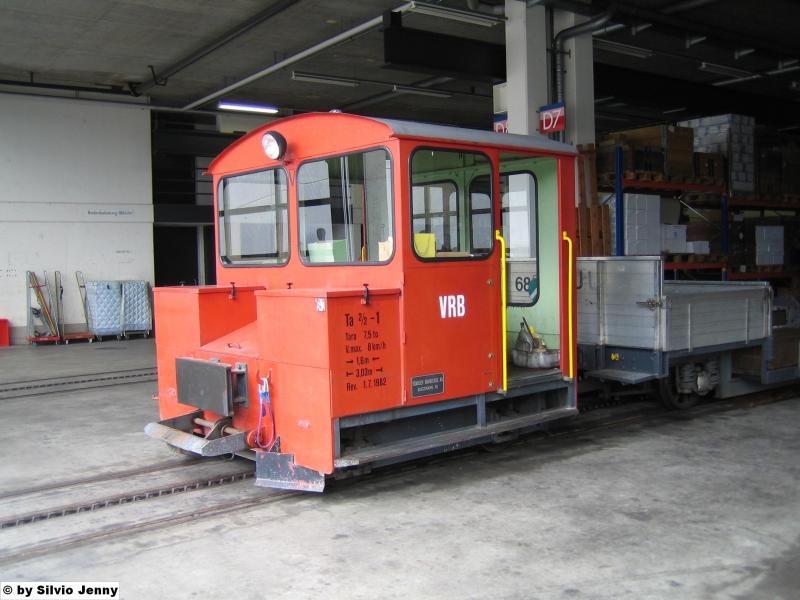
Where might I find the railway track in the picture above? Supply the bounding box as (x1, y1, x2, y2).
(0, 367, 157, 399)
(0, 455, 269, 565)
(0, 387, 795, 566)
(0, 469, 254, 529)
(0, 457, 202, 501)
(0, 489, 296, 565)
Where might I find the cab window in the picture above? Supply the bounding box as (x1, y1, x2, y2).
(501, 172, 538, 265)
(218, 168, 289, 265)
(298, 148, 393, 264)
(499, 152, 540, 306)
(410, 148, 492, 260)
(412, 181, 458, 253)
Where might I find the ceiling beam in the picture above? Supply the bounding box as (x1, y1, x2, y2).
(132, 0, 299, 96)
(182, 2, 420, 110)
(543, 0, 799, 60)
(601, 1, 800, 59)
(594, 63, 800, 128)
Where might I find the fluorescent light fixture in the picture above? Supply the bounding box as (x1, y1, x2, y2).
(698, 62, 751, 78)
(766, 63, 800, 76)
(663, 107, 687, 114)
(597, 113, 634, 122)
(289, 70, 460, 99)
(392, 84, 452, 98)
(407, 1, 503, 26)
(685, 35, 707, 49)
(593, 39, 653, 59)
(291, 71, 359, 87)
(217, 101, 278, 115)
(712, 74, 762, 87)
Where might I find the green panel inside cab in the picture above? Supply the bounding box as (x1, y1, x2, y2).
(505, 157, 561, 352)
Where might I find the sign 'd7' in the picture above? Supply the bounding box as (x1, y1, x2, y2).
(539, 102, 566, 134)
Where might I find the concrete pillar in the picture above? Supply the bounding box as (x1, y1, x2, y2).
(499, 0, 550, 136)
(554, 10, 596, 146)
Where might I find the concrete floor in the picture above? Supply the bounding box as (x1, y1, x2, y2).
(1, 342, 799, 599)
(0, 338, 155, 384)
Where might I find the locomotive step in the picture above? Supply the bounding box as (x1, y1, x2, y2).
(334, 406, 578, 467)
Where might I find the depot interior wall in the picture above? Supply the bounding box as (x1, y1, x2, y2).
(0, 93, 154, 343)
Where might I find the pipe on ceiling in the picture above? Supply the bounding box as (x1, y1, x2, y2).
(608, 1, 797, 58)
(579, 0, 722, 37)
(182, 2, 417, 110)
(465, 0, 504, 16)
(0, 88, 220, 116)
(554, 10, 613, 104)
(0, 79, 129, 96)
(662, 0, 722, 13)
(133, 0, 299, 96)
(530, 0, 796, 61)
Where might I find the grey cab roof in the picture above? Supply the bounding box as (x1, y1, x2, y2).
(374, 117, 576, 156)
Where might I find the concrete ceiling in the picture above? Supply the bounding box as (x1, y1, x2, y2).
(1, 0, 798, 130)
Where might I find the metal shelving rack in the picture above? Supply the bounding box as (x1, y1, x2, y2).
(605, 145, 729, 279)
(723, 195, 800, 282)
(601, 146, 800, 284)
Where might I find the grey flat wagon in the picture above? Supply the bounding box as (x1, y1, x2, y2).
(577, 257, 799, 408)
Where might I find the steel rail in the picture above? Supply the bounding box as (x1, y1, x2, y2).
(0, 368, 157, 399)
(0, 458, 201, 501)
(0, 491, 297, 565)
(0, 469, 254, 530)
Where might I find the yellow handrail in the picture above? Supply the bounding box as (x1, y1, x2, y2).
(495, 230, 508, 392)
(561, 230, 575, 379)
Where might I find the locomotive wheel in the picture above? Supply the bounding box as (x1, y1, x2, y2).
(657, 370, 699, 410)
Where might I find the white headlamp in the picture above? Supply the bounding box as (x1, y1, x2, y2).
(261, 131, 287, 160)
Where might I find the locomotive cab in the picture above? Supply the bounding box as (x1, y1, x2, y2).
(146, 113, 578, 491)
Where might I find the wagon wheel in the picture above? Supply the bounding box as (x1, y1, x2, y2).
(657, 368, 699, 410)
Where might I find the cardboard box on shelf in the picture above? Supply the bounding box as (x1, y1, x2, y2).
(596, 139, 634, 174)
(660, 197, 681, 225)
(686, 240, 710, 254)
(609, 125, 694, 178)
(680, 114, 756, 193)
(755, 225, 784, 266)
(782, 137, 800, 195)
(612, 193, 661, 256)
(686, 222, 714, 241)
(661, 224, 688, 253)
(694, 152, 726, 180)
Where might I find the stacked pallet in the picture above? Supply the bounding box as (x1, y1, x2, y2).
(597, 125, 695, 184)
(781, 137, 800, 200)
(756, 127, 783, 198)
(680, 114, 756, 194)
(576, 144, 612, 256)
(693, 152, 727, 186)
